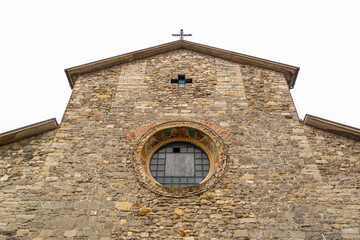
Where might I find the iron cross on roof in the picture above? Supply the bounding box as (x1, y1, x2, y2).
(172, 29, 192, 40)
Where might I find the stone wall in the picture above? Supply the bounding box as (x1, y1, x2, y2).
(0, 131, 56, 239)
(0, 50, 359, 239)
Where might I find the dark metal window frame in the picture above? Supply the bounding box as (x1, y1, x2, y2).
(150, 142, 210, 188)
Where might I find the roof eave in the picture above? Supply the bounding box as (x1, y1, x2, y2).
(304, 114, 360, 141)
(0, 118, 58, 146)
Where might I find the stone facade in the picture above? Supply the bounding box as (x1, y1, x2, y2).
(0, 49, 359, 239)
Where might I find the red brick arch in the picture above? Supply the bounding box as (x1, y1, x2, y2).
(125, 119, 233, 144)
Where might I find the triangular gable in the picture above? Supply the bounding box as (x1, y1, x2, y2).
(65, 40, 299, 89)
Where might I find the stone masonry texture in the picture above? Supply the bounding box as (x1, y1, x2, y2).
(0, 49, 359, 239)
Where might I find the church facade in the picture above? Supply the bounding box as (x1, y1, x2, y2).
(1, 41, 359, 239)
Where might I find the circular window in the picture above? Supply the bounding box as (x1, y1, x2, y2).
(132, 121, 227, 197)
(150, 142, 210, 188)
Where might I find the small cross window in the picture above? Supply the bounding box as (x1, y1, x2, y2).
(171, 75, 192, 88)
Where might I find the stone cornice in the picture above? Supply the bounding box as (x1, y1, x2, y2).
(304, 114, 360, 141)
(0, 118, 58, 146)
(65, 40, 300, 89)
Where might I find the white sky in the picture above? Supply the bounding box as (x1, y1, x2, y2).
(1, 0, 359, 133)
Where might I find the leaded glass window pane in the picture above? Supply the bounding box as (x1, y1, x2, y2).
(178, 79, 185, 88)
(149, 142, 210, 188)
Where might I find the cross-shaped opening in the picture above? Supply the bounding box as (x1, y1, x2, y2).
(171, 75, 193, 88)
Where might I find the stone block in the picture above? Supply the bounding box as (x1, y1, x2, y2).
(174, 208, 184, 216)
(51, 217, 76, 229)
(210, 214, 222, 219)
(242, 173, 254, 180)
(64, 230, 77, 238)
(139, 207, 152, 213)
(290, 231, 306, 239)
(342, 228, 359, 234)
(115, 202, 133, 211)
(40, 230, 54, 237)
(140, 232, 149, 238)
(233, 229, 247, 237)
(96, 95, 111, 99)
(239, 218, 257, 223)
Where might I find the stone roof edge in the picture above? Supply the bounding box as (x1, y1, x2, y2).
(0, 118, 58, 146)
(304, 114, 360, 141)
(65, 40, 300, 89)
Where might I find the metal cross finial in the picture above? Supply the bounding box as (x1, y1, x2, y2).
(172, 29, 192, 40)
